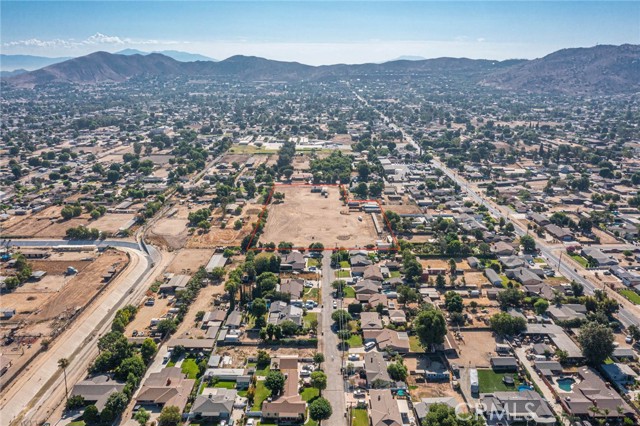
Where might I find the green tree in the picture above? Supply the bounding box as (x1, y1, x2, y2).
(309, 397, 333, 421)
(490, 312, 527, 336)
(156, 319, 177, 337)
(58, 358, 70, 402)
(251, 298, 268, 318)
(534, 299, 550, 315)
(577, 321, 615, 365)
(520, 235, 536, 253)
(310, 370, 328, 391)
(140, 338, 157, 364)
(313, 352, 325, 366)
(157, 405, 182, 426)
(265, 370, 286, 395)
(497, 288, 524, 309)
(444, 291, 464, 313)
(423, 403, 485, 426)
(413, 308, 447, 349)
(331, 309, 352, 324)
(134, 408, 151, 426)
(387, 361, 408, 381)
(83, 405, 99, 424)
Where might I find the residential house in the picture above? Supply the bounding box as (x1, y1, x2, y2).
(388, 310, 407, 325)
(480, 390, 556, 425)
(190, 388, 237, 422)
(562, 366, 633, 419)
(492, 242, 515, 256)
(485, 268, 503, 287)
(70, 375, 126, 411)
(547, 304, 587, 322)
(545, 224, 573, 241)
(280, 251, 305, 271)
(369, 328, 410, 353)
(159, 274, 190, 294)
(490, 357, 518, 372)
(279, 278, 304, 299)
(360, 312, 383, 330)
(355, 280, 381, 301)
(364, 352, 393, 388)
(581, 248, 618, 267)
(369, 389, 402, 426)
(136, 367, 196, 413)
(268, 301, 303, 327)
(262, 357, 306, 422)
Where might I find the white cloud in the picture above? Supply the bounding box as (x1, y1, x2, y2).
(3, 33, 181, 49)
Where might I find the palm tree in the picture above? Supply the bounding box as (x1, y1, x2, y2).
(58, 358, 70, 402)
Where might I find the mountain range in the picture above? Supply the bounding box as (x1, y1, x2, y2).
(4, 44, 639, 95)
(115, 49, 217, 62)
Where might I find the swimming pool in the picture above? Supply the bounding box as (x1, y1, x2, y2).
(556, 377, 576, 392)
(518, 384, 534, 392)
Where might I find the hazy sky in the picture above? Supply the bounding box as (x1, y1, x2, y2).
(2, 1, 639, 64)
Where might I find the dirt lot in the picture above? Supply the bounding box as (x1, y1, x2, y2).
(5, 249, 129, 329)
(91, 213, 137, 234)
(260, 186, 379, 248)
(187, 202, 266, 248)
(126, 296, 172, 336)
(215, 346, 317, 367)
(456, 330, 498, 368)
(165, 248, 214, 274)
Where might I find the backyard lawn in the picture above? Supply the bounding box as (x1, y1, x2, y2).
(352, 409, 369, 426)
(307, 258, 321, 267)
(409, 336, 424, 352)
(340, 261, 351, 268)
(255, 364, 270, 376)
(300, 387, 319, 402)
(620, 289, 640, 305)
(478, 369, 521, 393)
(252, 381, 271, 410)
(390, 270, 402, 278)
(181, 358, 200, 379)
(214, 380, 236, 389)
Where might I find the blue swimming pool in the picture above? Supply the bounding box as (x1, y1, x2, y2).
(518, 384, 534, 392)
(557, 377, 576, 392)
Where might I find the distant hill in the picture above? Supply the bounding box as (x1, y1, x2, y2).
(482, 44, 640, 94)
(0, 54, 72, 71)
(6, 45, 639, 95)
(390, 55, 427, 61)
(115, 49, 217, 62)
(0, 69, 28, 78)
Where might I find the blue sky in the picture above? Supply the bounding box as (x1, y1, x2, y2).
(2, 1, 639, 64)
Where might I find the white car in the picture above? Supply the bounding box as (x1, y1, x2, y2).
(348, 354, 359, 361)
(626, 335, 633, 344)
(332, 301, 337, 309)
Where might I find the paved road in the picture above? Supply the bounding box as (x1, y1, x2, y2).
(0, 239, 164, 426)
(351, 88, 639, 327)
(319, 255, 347, 426)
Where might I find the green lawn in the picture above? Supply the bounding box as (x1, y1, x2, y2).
(347, 334, 363, 348)
(308, 258, 321, 267)
(620, 289, 640, 305)
(390, 270, 402, 278)
(343, 286, 356, 298)
(336, 270, 351, 279)
(181, 358, 200, 379)
(304, 288, 319, 302)
(534, 257, 546, 264)
(304, 312, 318, 328)
(340, 261, 351, 268)
(68, 422, 86, 426)
(214, 380, 236, 389)
(255, 364, 270, 376)
(409, 336, 424, 352)
(238, 390, 249, 397)
(478, 369, 521, 393)
(500, 274, 510, 287)
(352, 409, 369, 426)
(252, 381, 271, 410)
(569, 254, 589, 268)
(300, 387, 319, 402)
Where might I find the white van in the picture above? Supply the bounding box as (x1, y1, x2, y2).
(364, 342, 376, 351)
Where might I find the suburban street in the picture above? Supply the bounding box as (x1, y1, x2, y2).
(353, 89, 640, 326)
(0, 240, 171, 426)
(320, 255, 347, 426)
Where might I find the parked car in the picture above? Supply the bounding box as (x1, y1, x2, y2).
(364, 342, 376, 351)
(626, 335, 633, 344)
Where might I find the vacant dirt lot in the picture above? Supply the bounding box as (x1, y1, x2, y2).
(187, 203, 264, 248)
(456, 330, 498, 368)
(91, 213, 137, 234)
(6, 249, 129, 328)
(260, 186, 379, 248)
(165, 248, 214, 274)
